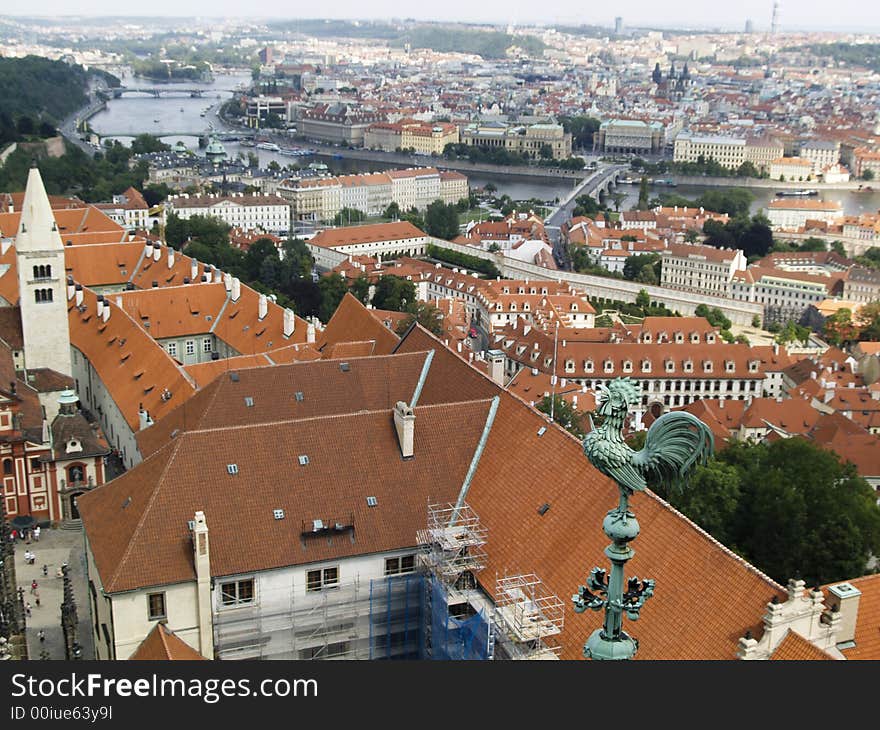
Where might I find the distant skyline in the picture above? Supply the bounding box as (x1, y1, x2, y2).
(4, 2, 880, 33)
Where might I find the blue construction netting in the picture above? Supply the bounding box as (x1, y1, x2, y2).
(428, 574, 492, 661)
(368, 573, 424, 660)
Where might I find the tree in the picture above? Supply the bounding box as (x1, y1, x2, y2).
(637, 176, 649, 210)
(799, 237, 827, 252)
(623, 254, 660, 284)
(333, 207, 367, 226)
(774, 321, 811, 346)
(383, 201, 401, 220)
(349, 274, 371, 304)
(684, 228, 700, 243)
(696, 188, 754, 217)
(824, 308, 859, 347)
(395, 301, 443, 336)
(424, 200, 460, 240)
(243, 238, 279, 281)
(751, 314, 762, 328)
(536, 395, 585, 438)
(538, 143, 554, 160)
(863, 169, 875, 181)
(371, 276, 416, 312)
(856, 301, 880, 342)
(736, 161, 759, 178)
(130, 134, 171, 155)
(610, 191, 627, 212)
(142, 183, 174, 207)
(831, 240, 846, 256)
(635, 289, 651, 310)
(317, 273, 349, 322)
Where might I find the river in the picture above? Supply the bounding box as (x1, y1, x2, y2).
(89, 69, 880, 216)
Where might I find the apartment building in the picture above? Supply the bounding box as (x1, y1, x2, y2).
(93, 187, 150, 231)
(769, 157, 814, 182)
(299, 103, 384, 146)
(306, 222, 430, 270)
(798, 140, 841, 176)
(166, 193, 290, 234)
(766, 199, 844, 229)
(660, 243, 747, 296)
(673, 133, 746, 169)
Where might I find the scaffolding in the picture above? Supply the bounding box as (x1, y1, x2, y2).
(493, 573, 564, 660)
(418, 502, 494, 660)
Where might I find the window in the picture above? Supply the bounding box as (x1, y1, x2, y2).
(220, 579, 255, 606)
(185, 340, 195, 356)
(147, 592, 166, 620)
(34, 288, 53, 303)
(30, 458, 41, 471)
(307, 567, 339, 592)
(385, 555, 416, 576)
(622, 360, 633, 373)
(3, 458, 12, 475)
(202, 338, 212, 353)
(167, 342, 177, 357)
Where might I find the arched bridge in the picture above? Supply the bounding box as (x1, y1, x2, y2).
(111, 87, 240, 98)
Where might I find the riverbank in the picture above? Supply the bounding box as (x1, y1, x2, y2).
(664, 174, 871, 191)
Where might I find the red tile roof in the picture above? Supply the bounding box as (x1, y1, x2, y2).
(129, 622, 207, 661)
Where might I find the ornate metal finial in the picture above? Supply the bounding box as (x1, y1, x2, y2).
(574, 377, 713, 660)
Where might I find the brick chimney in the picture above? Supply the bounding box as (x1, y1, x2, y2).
(393, 401, 415, 459)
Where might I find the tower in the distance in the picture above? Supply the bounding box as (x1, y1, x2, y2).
(771, 1, 780, 34)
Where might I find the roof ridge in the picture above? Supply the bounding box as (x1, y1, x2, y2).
(107, 436, 186, 592)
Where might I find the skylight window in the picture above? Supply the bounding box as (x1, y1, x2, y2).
(366, 496, 378, 507)
(273, 509, 285, 520)
(244, 397, 254, 407)
(294, 391, 304, 402)
(227, 464, 239, 475)
(298, 455, 310, 466)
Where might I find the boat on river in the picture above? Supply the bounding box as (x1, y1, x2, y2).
(776, 189, 818, 197)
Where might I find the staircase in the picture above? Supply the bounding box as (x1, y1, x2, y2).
(60, 519, 82, 531)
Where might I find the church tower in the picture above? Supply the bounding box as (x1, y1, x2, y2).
(14, 164, 72, 378)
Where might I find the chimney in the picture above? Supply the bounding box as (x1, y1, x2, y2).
(214, 268, 223, 284)
(283, 308, 295, 337)
(825, 582, 862, 645)
(487, 349, 505, 386)
(138, 403, 153, 430)
(523, 323, 531, 336)
(167, 247, 175, 269)
(307, 322, 316, 344)
(153, 244, 161, 262)
(258, 294, 268, 320)
(191, 258, 199, 282)
(192, 511, 214, 658)
(102, 301, 111, 323)
(718, 398, 725, 408)
(96, 296, 104, 318)
(66, 276, 75, 301)
(393, 401, 415, 459)
(824, 389, 834, 404)
(74, 284, 83, 307)
(145, 241, 153, 259)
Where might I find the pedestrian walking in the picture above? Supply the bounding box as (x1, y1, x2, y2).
(37, 630, 45, 642)
(34, 593, 40, 608)
(30, 579, 38, 594)
(25, 603, 31, 618)
(33, 525, 40, 542)
(41, 564, 48, 577)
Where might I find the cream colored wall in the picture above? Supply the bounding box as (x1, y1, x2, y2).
(111, 580, 202, 660)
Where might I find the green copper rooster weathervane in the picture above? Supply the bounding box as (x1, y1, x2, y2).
(574, 378, 713, 660)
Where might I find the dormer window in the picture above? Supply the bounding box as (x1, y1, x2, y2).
(531, 351, 540, 362)
(748, 360, 759, 373)
(622, 360, 633, 373)
(571, 303, 578, 311)
(565, 359, 575, 373)
(674, 332, 684, 344)
(584, 359, 594, 373)
(703, 360, 713, 373)
(641, 359, 651, 373)
(516, 345, 527, 356)
(523, 302, 530, 312)
(690, 332, 700, 344)
(510, 303, 517, 312)
(604, 359, 614, 373)
(725, 360, 735, 373)
(502, 287, 510, 294)
(706, 333, 716, 344)
(544, 357, 553, 368)
(642, 333, 652, 343)
(683, 360, 694, 373)
(65, 439, 82, 454)
(665, 360, 675, 373)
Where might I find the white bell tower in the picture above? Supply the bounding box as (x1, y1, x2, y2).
(14, 164, 72, 378)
